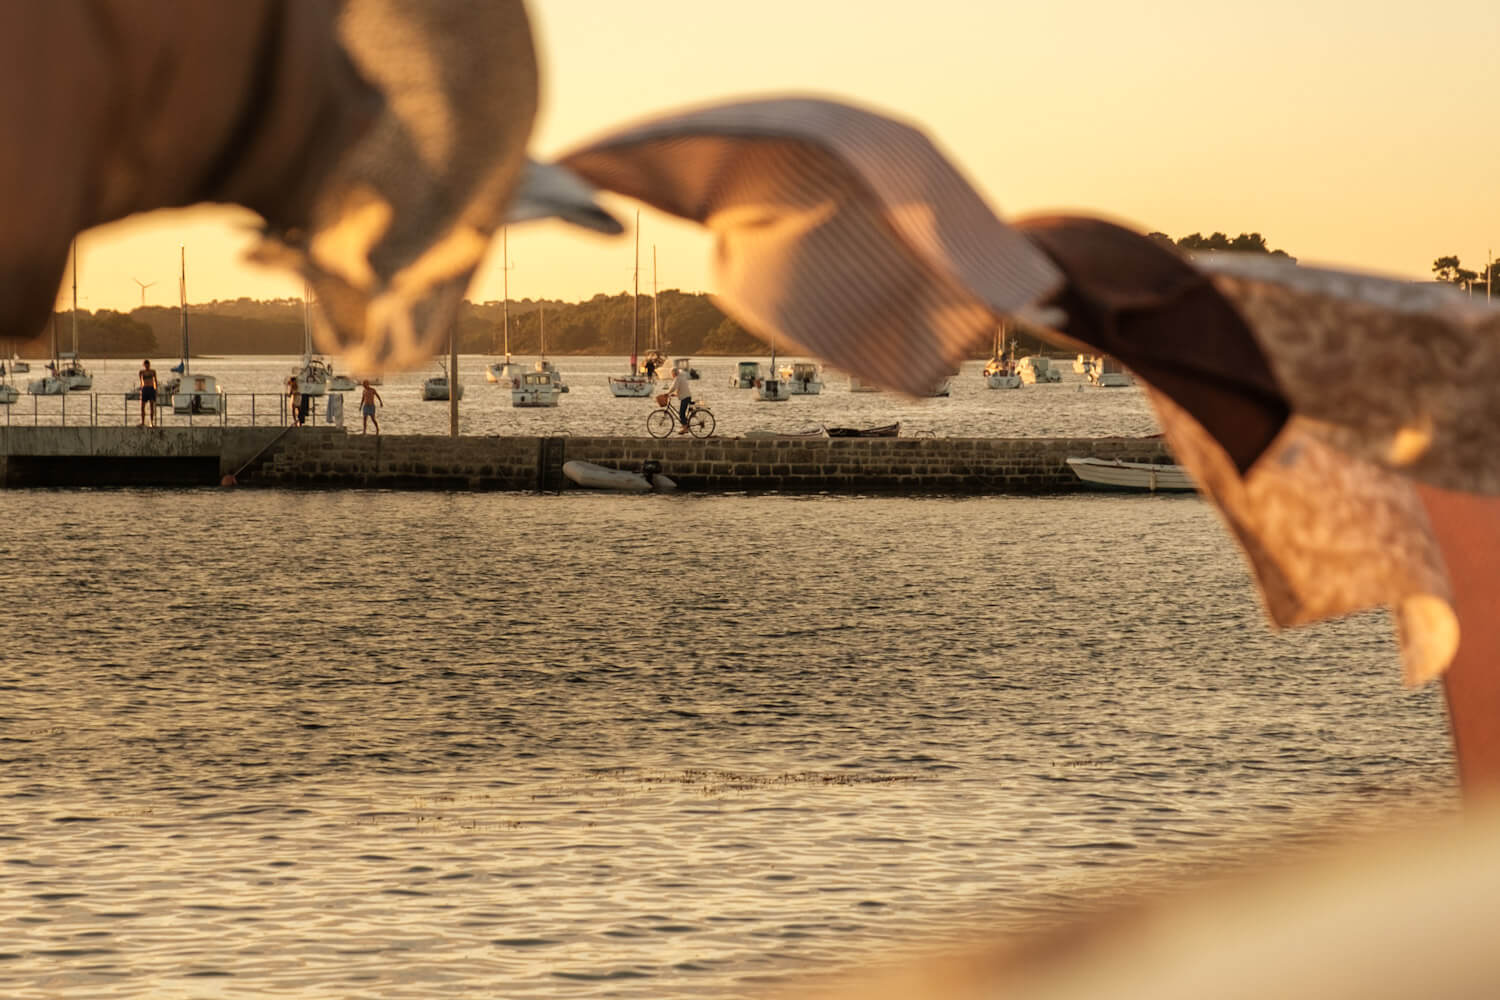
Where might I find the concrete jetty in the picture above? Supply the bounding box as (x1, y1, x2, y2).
(0, 426, 1176, 493)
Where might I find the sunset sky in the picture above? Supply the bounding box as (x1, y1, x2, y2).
(66, 0, 1499, 314)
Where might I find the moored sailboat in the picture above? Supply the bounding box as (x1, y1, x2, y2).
(608, 211, 654, 398)
(984, 324, 1022, 389)
(485, 227, 524, 386)
(169, 245, 224, 415)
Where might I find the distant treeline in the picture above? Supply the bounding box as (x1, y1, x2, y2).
(7, 233, 1298, 361)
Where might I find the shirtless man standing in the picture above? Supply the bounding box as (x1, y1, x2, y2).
(138, 359, 158, 426)
(359, 379, 383, 434)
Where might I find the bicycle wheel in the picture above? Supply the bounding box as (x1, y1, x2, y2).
(646, 408, 675, 438)
(687, 407, 716, 438)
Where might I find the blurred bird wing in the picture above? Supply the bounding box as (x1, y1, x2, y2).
(559, 96, 1063, 396)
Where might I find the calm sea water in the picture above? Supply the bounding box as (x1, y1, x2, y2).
(4, 355, 1163, 439)
(0, 489, 1455, 998)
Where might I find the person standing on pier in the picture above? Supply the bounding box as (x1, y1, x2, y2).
(359, 379, 383, 435)
(138, 360, 158, 427)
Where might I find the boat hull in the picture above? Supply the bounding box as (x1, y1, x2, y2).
(608, 376, 654, 397)
(1065, 457, 1195, 492)
(563, 461, 676, 493)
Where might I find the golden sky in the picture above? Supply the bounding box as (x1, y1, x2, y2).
(69, 0, 1500, 313)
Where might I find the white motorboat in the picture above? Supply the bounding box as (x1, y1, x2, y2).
(562, 460, 676, 493)
(169, 246, 223, 414)
(512, 370, 561, 407)
(1017, 356, 1063, 384)
(609, 214, 658, 398)
(1087, 355, 1133, 387)
(780, 361, 823, 395)
(328, 372, 357, 392)
(1065, 456, 1195, 492)
(172, 372, 225, 415)
(729, 360, 762, 389)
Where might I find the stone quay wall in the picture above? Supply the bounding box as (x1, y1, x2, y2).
(0, 427, 1174, 493)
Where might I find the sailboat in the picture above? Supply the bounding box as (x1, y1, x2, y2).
(422, 323, 464, 401)
(984, 324, 1022, 389)
(27, 300, 69, 395)
(55, 240, 92, 390)
(289, 286, 330, 395)
(530, 300, 568, 392)
(485, 228, 524, 387)
(0, 354, 17, 404)
(608, 211, 654, 397)
(637, 244, 667, 377)
(755, 329, 792, 401)
(512, 307, 562, 407)
(170, 245, 224, 415)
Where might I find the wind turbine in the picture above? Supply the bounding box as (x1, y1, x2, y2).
(132, 278, 157, 307)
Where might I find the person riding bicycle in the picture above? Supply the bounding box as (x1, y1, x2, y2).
(668, 366, 694, 434)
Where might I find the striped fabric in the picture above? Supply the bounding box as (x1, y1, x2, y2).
(560, 97, 1062, 397)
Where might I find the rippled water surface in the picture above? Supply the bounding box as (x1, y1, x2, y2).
(0, 490, 1455, 997)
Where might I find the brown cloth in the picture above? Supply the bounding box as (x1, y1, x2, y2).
(1013, 217, 1291, 475)
(0, 0, 378, 345)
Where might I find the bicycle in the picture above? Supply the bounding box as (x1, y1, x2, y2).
(646, 395, 715, 438)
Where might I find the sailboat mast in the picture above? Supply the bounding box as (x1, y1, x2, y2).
(652, 244, 659, 355)
(179, 244, 189, 376)
(70, 240, 78, 357)
(502, 227, 510, 361)
(540, 306, 546, 359)
(630, 209, 639, 371)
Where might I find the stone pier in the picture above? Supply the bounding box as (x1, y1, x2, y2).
(0, 427, 1174, 492)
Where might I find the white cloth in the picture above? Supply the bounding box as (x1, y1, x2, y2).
(325, 392, 344, 426)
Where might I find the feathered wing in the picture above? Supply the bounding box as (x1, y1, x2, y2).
(558, 96, 1064, 396)
(251, 0, 541, 377)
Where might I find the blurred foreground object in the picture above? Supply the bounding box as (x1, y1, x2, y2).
(789, 803, 1500, 1000)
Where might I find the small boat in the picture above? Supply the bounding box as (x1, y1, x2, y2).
(55, 353, 91, 391)
(1017, 356, 1063, 384)
(172, 372, 225, 415)
(1087, 355, 1133, 387)
(729, 360, 762, 389)
(328, 371, 357, 392)
(563, 460, 677, 493)
(512, 369, 562, 407)
(169, 247, 224, 414)
(1065, 456, 1195, 492)
(756, 338, 792, 401)
(826, 422, 900, 438)
(781, 361, 823, 395)
(673, 357, 700, 380)
(422, 366, 464, 401)
(984, 326, 1023, 389)
(26, 369, 68, 395)
(0, 367, 17, 404)
(290, 290, 330, 396)
(610, 216, 658, 398)
(7, 356, 28, 373)
(486, 227, 524, 387)
(743, 426, 828, 439)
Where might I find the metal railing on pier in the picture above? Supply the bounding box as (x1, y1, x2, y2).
(0, 392, 318, 428)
